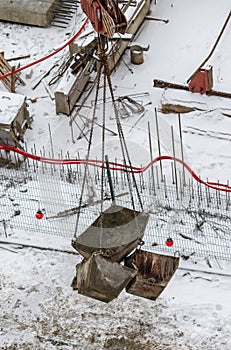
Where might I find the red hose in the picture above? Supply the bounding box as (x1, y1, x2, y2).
(1, 143, 231, 193)
(0, 18, 88, 81)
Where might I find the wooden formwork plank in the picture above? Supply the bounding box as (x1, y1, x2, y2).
(0, 52, 24, 92)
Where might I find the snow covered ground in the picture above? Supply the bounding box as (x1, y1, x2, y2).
(1, 0, 231, 349)
(1, 242, 231, 350)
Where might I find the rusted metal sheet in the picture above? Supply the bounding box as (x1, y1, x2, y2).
(72, 253, 137, 303)
(125, 249, 179, 300)
(72, 204, 150, 262)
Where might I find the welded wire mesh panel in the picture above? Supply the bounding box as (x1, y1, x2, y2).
(140, 181, 231, 261)
(0, 162, 231, 261)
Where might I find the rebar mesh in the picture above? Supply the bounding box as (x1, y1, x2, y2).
(0, 161, 231, 261)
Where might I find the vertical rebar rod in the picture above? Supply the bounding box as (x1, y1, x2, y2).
(33, 143, 38, 170)
(191, 178, 194, 200)
(40, 150, 44, 174)
(155, 166, 160, 189)
(171, 162, 175, 184)
(48, 123, 55, 172)
(178, 113, 186, 186)
(31, 148, 36, 173)
(148, 171, 151, 195)
(196, 180, 200, 206)
(164, 174, 168, 198)
(49, 151, 54, 175)
(25, 142, 30, 169)
(154, 108, 163, 182)
(141, 167, 145, 189)
(148, 121, 156, 195)
(199, 178, 203, 203)
(171, 125, 179, 200)
(43, 146, 47, 170)
(139, 168, 143, 193)
(105, 155, 115, 203)
(115, 157, 118, 185)
(179, 170, 183, 201)
(206, 178, 211, 205)
(215, 181, 219, 209)
(188, 178, 192, 206)
(48, 123, 54, 158)
(226, 180, 230, 210)
(217, 180, 221, 205)
(205, 186, 209, 208)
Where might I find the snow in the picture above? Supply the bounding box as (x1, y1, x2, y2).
(1, 0, 231, 349)
(0, 91, 25, 124)
(161, 89, 231, 113)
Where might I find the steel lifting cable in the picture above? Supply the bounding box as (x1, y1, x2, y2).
(73, 47, 104, 240)
(99, 40, 108, 250)
(104, 57, 144, 211)
(92, 41, 144, 245)
(102, 52, 145, 244)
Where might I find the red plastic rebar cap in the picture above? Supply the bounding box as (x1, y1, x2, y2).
(166, 238, 174, 247)
(36, 210, 44, 220)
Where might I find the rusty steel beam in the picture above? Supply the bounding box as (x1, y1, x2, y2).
(153, 79, 231, 99)
(207, 90, 231, 99)
(153, 79, 189, 91)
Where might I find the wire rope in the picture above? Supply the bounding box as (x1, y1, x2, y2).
(73, 43, 104, 239)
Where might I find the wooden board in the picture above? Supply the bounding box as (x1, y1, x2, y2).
(0, 52, 25, 92)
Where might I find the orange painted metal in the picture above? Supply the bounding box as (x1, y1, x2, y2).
(189, 66, 213, 94)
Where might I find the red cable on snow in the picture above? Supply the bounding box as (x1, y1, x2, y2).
(0, 18, 88, 81)
(1, 143, 231, 193)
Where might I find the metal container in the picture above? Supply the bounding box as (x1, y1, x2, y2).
(72, 204, 150, 262)
(72, 253, 137, 303)
(125, 249, 179, 300)
(130, 45, 144, 64)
